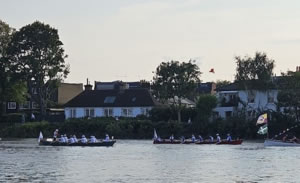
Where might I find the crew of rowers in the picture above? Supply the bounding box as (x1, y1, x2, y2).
(165, 133, 233, 142)
(53, 129, 111, 143)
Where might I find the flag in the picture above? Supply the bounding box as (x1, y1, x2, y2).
(209, 68, 215, 73)
(153, 129, 158, 139)
(257, 124, 268, 135)
(256, 113, 267, 125)
(38, 131, 43, 143)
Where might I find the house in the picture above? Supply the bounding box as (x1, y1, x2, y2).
(64, 83, 157, 119)
(197, 82, 216, 95)
(214, 82, 278, 119)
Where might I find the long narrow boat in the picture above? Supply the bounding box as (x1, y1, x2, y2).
(39, 139, 116, 147)
(264, 139, 300, 147)
(216, 139, 243, 145)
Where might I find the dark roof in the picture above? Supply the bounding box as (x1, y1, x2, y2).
(196, 82, 215, 93)
(216, 83, 239, 91)
(65, 89, 157, 107)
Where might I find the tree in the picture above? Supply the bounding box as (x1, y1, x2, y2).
(277, 71, 300, 122)
(152, 60, 201, 122)
(216, 80, 231, 89)
(7, 21, 69, 119)
(235, 52, 275, 89)
(0, 20, 26, 116)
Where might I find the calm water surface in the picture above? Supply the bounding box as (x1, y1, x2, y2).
(0, 139, 300, 183)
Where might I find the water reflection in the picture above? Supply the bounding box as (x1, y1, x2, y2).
(0, 139, 300, 182)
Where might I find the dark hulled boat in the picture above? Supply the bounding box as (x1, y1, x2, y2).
(39, 139, 116, 147)
(216, 139, 243, 145)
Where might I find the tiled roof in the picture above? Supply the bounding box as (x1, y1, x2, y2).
(64, 89, 157, 107)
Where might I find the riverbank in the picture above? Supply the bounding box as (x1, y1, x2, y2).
(0, 117, 259, 139)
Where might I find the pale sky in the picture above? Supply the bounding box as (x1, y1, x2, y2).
(1, 0, 300, 84)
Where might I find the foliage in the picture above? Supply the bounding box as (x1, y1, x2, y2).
(152, 60, 201, 122)
(215, 80, 231, 89)
(7, 21, 69, 119)
(234, 52, 275, 90)
(277, 71, 300, 122)
(0, 19, 27, 115)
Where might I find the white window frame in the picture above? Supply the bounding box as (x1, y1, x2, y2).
(140, 108, 150, 116)
(85, 108, 95, 117)
(32, 101, 39, 109)
(104, 108, 113, 117)
(70, 108, 76, 118)
(121, 108, 133, 117)
(8, 102, 17, 109)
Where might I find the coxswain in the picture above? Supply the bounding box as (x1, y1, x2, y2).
(53, 129, 59, 141)
(191, 134, 196, 142)
(226, 133, 232, 142)
(216, 134, 221, 143)
(81, 135, 87, 143)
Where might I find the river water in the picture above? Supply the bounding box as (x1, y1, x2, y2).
(0, 139, 300, 183)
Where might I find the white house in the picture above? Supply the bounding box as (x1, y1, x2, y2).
(64, 88, 157, 119)
(214, 82, 278, 118)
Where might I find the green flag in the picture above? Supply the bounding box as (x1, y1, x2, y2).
(257, 124, 268, 135)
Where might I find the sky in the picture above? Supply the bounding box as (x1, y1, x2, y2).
(1, 0, 300, 84)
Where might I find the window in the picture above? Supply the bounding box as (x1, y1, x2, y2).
(32, 102, 39, 109)
(122, 108, 133, 117)
(104, 108, 113, 117)
(247, 91, 255, 103)
(8, 102, 16, 109)
(19, 101, 30, 109)
(85, 108, 95, 117)
(69, 108, 76, 118)
(267, 92, 274, 103)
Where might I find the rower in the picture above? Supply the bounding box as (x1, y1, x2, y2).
(73, 135, 78, 143)
(191, 134, 196, 142)
(198, 135, 203, 142)
(81, 135, 88, 143)
(90, 136, 97, 143)
(216, 134, 221, 143)
(209, 135, 214, 142)
(104, 134, 110, 141)
(69, 135, 75, 143)
(226, 133, 232, 142)
(59, 135, 65, 143)
(169, 134, 174, 141)
(53, 129, 59, 141)
(64, 134, 68, 143)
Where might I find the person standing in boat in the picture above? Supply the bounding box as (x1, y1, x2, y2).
(216, 134, 221, 143)
(53, 129, 59, 141)
(226, 133, 232, 142)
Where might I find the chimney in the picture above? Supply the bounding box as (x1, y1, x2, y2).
(297, 66, 300, 72)
(84, 78, 93, 90)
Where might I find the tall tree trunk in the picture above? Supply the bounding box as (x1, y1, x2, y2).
(177, 109, 181, 123)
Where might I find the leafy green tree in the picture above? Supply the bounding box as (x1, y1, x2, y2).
(152, 60, 201, 122)
(7, 21, 69, 119)
(277, 71, 300, 122)
(194, 94, 217, 132)
(235, 52, 275, 89)
(0, 20, 26, 115)
(216, 80, 231, 89)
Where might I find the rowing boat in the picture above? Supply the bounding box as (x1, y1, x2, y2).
(264, 139, 300, 147)
(39, 139, 116, 147)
